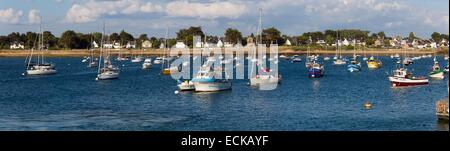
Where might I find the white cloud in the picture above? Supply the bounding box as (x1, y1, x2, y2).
(28, 9, 41, 24)
(64, 0, 164, 23)
(165, 1, 247, 19)
(0, 8, 23, 24)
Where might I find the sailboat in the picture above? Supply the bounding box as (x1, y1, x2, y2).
(116, 40, 128, 61)
(87, 36, 98, 68)
(131, 43, 143, 63)
(306, 37, 324, 78)
(25, 21, 57, 75)
(249, 8, 281, 86)
(333, 30, 346, 65)
(428, 57, 444, 79)
(96, 22, 120, 81)
(347, 40, 361, 72)
(161, 27, 178, 75)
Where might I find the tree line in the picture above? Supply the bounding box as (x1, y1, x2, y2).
(1, 27, 448, 50)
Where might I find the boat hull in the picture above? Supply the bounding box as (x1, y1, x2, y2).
(142, 63, 152, 69)
(250, 76, 280, 86)
(429, 71, 444, 79)
(97, 72, 119, 80)
(389, 77, 429, 87)
(308, 68, 324, 78)
(194, 81, 231, 92)
(367, 61, 382, 69)
(178, 83, 195, 91)
(26, 69, 57, 75)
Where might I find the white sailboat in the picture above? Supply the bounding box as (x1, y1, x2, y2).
(96, 22, 120, 81)
(25, 21, 57, 75)
(249, 8, 281, 86)
(131, 44, 143, 63)
(333, 30, 346, 65)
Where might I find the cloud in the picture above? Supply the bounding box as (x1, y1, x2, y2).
(64, 0, 164, 23)
(0, 8, 23, 24)
(28, 9, 41, 24)
(165, 1, 247, 19)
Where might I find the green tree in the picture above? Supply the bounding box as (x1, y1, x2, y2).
(176, 26, 204, 48)
(43, 31, 58, 49)
(262, 27, 282, 44)
(58, 30, 79, 49)
(224, 28, 243, 44)
(377, 31, 386, 39)
(119, 30, 134, 45)
(408, 32, 417, 41)
(92, 32, 103, 45)
(149, 37, 160, 49)
(109, 33, 120, 43)
(431, 32, 441, 42)
(325, 35, 334, 45)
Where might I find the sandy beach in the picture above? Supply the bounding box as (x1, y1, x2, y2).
(1, 47, 448, 57)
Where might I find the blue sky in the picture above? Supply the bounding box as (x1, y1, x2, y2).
(0, 0, 448, 39)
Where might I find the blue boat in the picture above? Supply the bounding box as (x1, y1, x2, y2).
(347, 59, 361, 72)
(308, 62, 324, 78)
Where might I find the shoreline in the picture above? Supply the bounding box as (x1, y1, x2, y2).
(1, 48, 448, 57)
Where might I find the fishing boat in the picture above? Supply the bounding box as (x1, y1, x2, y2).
(96, 23, 120, 81)
(307, 61, 324, 78)
(191, 66, 231, 92)
(367, 56, 382, 69)
(389, 66, 428, 87)
(429, 60, 444, 79)
(249, 8, 281, 87)
(347, 58, 361, 72)
(177, 80, 195, 91)
(25, 22, 57, 75)
(142, 58, 152, 69)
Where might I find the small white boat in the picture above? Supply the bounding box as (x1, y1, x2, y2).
(333, 59, 346, 65)
(82, 58, 88, 63)
(87, 61, 98, 68)
(191, 66, 232, 92)
(153, 57, 163, 64)
(131, 57, 143, 63)
(142, 58, 152, 69)
(178, 80, 195, 91)
(26, 64, 57, 75)
(323, 57, 330, 61)
(96, 66, 120, 80)
(279, 55, 288, 59)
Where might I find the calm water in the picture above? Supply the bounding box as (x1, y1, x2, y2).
(0, 55, 448, 131)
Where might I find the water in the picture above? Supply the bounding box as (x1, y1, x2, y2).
(0, 56, 448, 131)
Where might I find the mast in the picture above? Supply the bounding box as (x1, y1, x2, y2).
(98, 21, 105, 74)
(162, 26, 169, 70)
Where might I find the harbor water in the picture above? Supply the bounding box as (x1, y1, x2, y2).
(0, 56, 448, 131)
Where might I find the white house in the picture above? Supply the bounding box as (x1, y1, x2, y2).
(430, 42, 437, 48)
(113, 42, 121, 49)
(285, 39, 292, 46)
(92, 41, 99, 48)
(316, 40, 326, 45)
(141, 40, 152, 48)
(342, 38, 350, 46)
(195, 41, 203, 48)
(224, 42, 233, 48)
(104, 43, 113, 49)
(216, 40, 224, 48)
(10, 43, 24, 49)
(175, 41, 187, 48)
(126, 42, 136, 49)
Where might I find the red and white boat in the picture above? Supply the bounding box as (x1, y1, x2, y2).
(389, 67, 428, 87)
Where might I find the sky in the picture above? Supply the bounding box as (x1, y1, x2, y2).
(0, 0, 448, 39)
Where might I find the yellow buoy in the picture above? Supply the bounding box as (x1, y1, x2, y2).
(364, 101, 372, 109)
